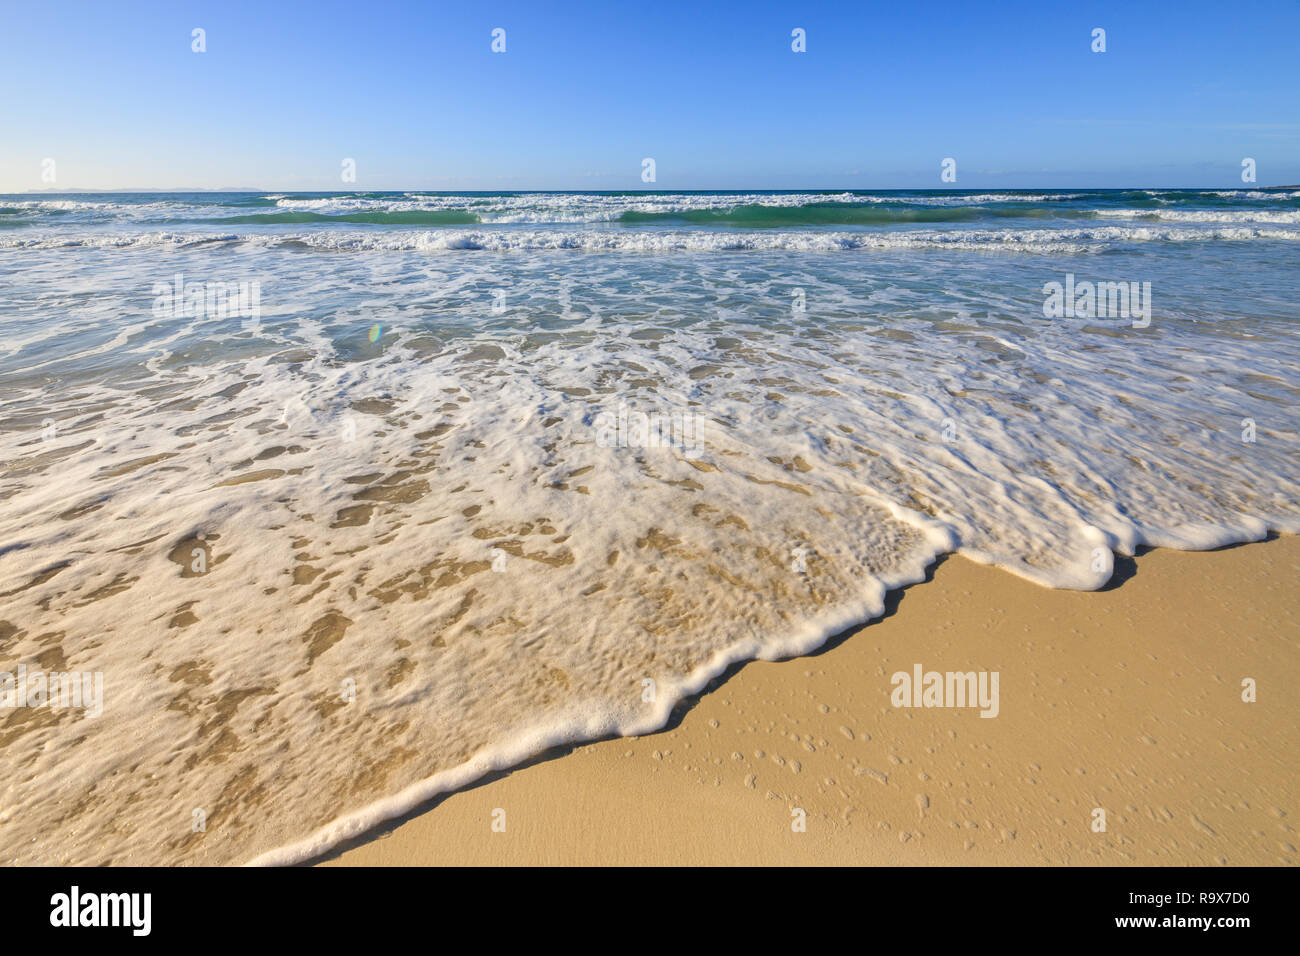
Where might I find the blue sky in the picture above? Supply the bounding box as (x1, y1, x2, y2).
(2, 0, 1297, 191)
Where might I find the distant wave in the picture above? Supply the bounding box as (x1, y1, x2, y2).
(4, 224, 1300, 253)
(615, 203, 1099, 227)
(2, 189, 1297, 254)
(208, 210, 483, 226)
(4, 188, 1297, 230)
(1094, 208, 1300, 224)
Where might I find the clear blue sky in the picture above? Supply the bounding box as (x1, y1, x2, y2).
(2, 0, 1297, 191)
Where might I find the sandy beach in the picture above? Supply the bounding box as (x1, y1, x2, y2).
(322, 536, 1298, 866)
(6, 184, 1298, 868)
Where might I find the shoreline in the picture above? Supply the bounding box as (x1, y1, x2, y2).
(318, 535, 1298, 866)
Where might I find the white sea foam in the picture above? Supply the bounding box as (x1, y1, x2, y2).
(1095, 207, 1300, 224)
(5, 224, 1300, 254)
(267, 190, 1093, 219)
(1207, 189, 1300, 200)
(5, 190, 1295, 231)
(271, 191, 869, 222)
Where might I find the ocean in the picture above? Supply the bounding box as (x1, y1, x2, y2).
(1, 188, 1297, 864)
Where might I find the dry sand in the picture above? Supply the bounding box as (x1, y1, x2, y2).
(321, 536, 1298, 866)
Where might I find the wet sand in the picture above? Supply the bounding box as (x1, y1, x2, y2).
(322, 536, 1298, 866)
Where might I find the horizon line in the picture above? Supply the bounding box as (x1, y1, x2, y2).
(7, 184, 1299, 195)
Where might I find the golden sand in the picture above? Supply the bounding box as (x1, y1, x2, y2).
(322, 536, 1298, 866)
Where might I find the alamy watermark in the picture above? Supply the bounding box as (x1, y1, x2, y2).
(891, 663, 999, 718)
(1, 664, 103, 718)
(152, 273, 261, 330)
(50, 886, 150, 936)
(594, 404, 704, 457)
(1042, 273, 1151, 328)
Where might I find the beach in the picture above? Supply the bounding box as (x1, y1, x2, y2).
(325, 536, 1298, 866)
(1, 189, 1297, 867)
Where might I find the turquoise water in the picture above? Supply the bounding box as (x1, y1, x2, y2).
(3, 187, 1300, 244)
